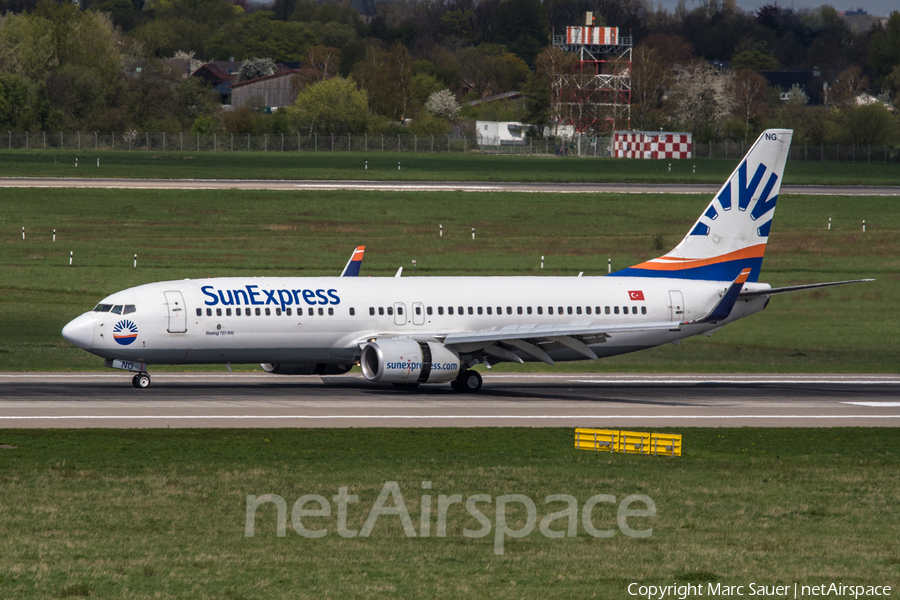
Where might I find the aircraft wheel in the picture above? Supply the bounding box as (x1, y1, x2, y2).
(135, 373, 151, 389)
(458, 370, 482, 393)
(131, 374, 139, 388)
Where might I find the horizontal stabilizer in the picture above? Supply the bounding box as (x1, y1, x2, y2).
(740, 279, 874, 297)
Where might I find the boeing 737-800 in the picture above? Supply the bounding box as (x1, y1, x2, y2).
(62, 129, 868, 391)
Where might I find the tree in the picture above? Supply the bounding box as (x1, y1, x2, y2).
(457, 44, 529, 99)
(868, 11, 900, 90)
(237, 57, 276, 83)
(729, 69, 769, 140)
(489, 0, 549, 67)
(730, 48, 779, 72)
(669, 62, 735, 141)
(832, 103, 900, 147)
(288, 76, 368, 134)
(828, 65, 867, 108)
(425, 89, 460, 120)
(631, 44, 672, 130)
(352, 43, 413, 120)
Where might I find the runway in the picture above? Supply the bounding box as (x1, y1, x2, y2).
(0, 177, 898, 195)
(2, 373, 899, 428)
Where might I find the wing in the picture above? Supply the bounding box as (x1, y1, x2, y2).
(438, 321, 682, 364)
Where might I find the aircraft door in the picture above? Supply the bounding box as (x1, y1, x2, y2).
(164, 291, 187, 333)
(412, 302, 425, 326)
(393, 302, 407, 326)
(668, 290, 685, 321)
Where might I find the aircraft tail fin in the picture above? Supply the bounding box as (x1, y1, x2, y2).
(610, 129, 793, 282)
(340, 246, 365, 277)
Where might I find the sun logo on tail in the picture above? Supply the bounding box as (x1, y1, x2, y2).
(113, 320, 138, 345)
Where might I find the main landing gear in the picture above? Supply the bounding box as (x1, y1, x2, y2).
(131, 372, 151, 389)
(451, 370, 482, 393)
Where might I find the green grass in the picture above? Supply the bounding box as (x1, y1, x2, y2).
(0, 149, 899, 184)
(0, 427, 897, 599)
(1, 188, 897, 372)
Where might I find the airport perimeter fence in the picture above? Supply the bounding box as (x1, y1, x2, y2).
(3, 131, 899, 162)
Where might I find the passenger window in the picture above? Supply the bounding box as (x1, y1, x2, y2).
(548, 307, 553, 315)
(605, 306, 611, 315)
(256, 308, 261, 316)
(537, 306, 543, 315)
(558, 307, 563, 314)
(379, 307, 384, 316)
(387, 307, 393, 316)
(124, 305, 136, 315)
(506, 307, 512, 315)
(477, 307, 483, 315)
(427, 307, 433, 316)
(527, 307, 532, 315)
(246, 309, 251, 317)
(265, 308, 271, 316)
(595, 306, 601, 314)
(286, 308, 292, 316)
(567, 307, 573, 315)
(350, 308, 355, 316)
(318, 307, 324, 316)
(236, 308, 242, 316)
(458, 306, 463, 315)
(517, 307, 523, 315)
(226, 308, 232, 316)
(111, 305, 123, 315)
(487, 307, 492, 315)
(632, 306, 638, 314)
(196, 308, 202, 316)
(576, 307, 582, 315)
(328, 308, 334, 316)
(468, 307, 473, 315)
(275, 308, 281, 316)
(496, 307, 501, 315)
(448, 306, 454, 315)
(397, 307, 403, 315)
(641, 306, 647, 315)
(586, 307, 591, 315)
(207, 308, 212, 317)
(438, 306, 444, 315)
(622, 306, 628, 314)
(308, 308, 314, 316)
(415, 306, 421, 315)
(369, 307, 375, 316)
(614, 306, 619, 315)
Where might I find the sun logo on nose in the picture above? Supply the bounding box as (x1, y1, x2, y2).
(113, 320, 138, 345)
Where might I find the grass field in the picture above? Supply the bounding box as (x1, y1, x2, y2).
(1, 187, 897, 372)
(0, 427, 897, 599)
(0, 149, 899, 184)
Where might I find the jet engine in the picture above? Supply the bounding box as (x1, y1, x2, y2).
(360, 339, 461, 384)
(260, 363, 352, 375)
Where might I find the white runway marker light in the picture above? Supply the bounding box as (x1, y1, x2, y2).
(69, 251, 73, 266)
(21, 226, 24, 240)
(692, 165, 696, 174)
(75, 158, 78, 167)
(134, 254, 137, 268)
(439, 224, 442, 237)
(541, 255, 544, 269)
(472, 227, 475, 240)
(608, 258, 611, 273)
(863, 220, 866, 233)
(828, 217, 831, 230)
(53, 229, 56, 242)
(365, 160, 367, 170)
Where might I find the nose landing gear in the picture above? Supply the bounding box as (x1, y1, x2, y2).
(132, 373, 151, 389)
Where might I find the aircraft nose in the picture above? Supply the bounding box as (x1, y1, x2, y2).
(62, 313, 94, 350)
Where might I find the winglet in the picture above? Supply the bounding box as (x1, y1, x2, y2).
(693, 268, 752, 323)
(340, 246, 365, 277)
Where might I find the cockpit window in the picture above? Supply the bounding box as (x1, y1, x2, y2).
(123, 305, 136, 315)
(93, 304, 113, 312)
(111, 305, 123, 314)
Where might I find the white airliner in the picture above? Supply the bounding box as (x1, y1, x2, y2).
(62, 129, 868, 391)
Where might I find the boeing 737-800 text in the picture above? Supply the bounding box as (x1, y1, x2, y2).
(62, 129, 868, 391)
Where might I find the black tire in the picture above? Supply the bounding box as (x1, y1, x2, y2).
(131, 374, 140, 388)
(450, 379, 462, 392)
(459, 370, 482, 393)
(136, 373, 151, 389)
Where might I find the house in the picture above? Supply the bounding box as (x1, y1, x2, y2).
(230, 69, 331, 110)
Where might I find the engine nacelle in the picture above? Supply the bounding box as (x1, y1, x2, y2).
(360, 339, 461, 384)
(260, 363, 352, 375)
